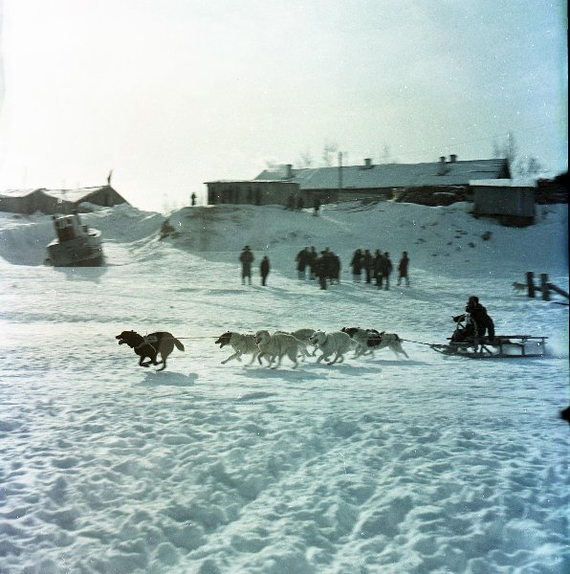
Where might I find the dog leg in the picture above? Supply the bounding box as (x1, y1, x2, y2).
(327, 354, 339, 365)
(222, 351, 240, 364)
(287, 349, 298, 368)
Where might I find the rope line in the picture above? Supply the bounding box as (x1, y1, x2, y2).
(400, 337, 441, 348)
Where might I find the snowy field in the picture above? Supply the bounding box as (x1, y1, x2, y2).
(0, 201, 569, 574)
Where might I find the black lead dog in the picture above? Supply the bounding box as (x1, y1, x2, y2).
(116, 331, 185, 371)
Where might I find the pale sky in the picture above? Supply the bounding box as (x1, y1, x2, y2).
(0, 0, 567, 212)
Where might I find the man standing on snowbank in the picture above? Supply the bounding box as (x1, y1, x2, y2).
(260, 255, 270, 286)
(240, 246, 254, 285)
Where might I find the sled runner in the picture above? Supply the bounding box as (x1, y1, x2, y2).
(431, 335, 548, 359)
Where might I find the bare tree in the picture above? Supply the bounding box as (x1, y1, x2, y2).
(296, 150, 314, 168)
(380, 145, 392, 164)
(493, 132, 518, 166)
(322, 140, 339, 166)
(515, 156, 545, 178)
(493, 133, 545, 178)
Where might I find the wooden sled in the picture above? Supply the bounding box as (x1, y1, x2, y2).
(431, 335, 548, 359)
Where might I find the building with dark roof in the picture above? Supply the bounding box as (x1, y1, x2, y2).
(0, 185, 129, 215)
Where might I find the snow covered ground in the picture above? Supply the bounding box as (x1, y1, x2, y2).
(0, 200, 568, 574)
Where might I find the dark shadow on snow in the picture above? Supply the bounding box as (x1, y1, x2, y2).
(138, 371, 198, 386)
(53, 265, 108, 283)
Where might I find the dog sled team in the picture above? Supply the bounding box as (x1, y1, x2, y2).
(215, 327, 409, 369)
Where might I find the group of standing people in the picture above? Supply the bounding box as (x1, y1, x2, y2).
(284, 196, 321, 216)
(350, 249, 410, 289)
(239, 245, 410, 290)
(295, 247, 341, 290)
(239, 246, 271, 286)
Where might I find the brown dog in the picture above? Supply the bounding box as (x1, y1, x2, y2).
(116, 330, 184, 371)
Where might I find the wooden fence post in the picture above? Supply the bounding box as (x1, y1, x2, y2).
(526, 271, 535, 298)
(540, 273, 551, 301)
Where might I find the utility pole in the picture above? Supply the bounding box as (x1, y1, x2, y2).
(338, 151, 343, 193)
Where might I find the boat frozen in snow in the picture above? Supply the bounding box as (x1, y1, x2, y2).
(45, 212, 104, 267)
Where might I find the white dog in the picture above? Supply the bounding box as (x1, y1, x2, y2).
(276, 328, 317, 356)
(375, 332, 409, 359)
(255, 330, 304, 369)
(215, 331, 261, 365)
(310, 330, 355, 365)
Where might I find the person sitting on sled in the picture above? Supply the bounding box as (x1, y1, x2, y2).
(466, 296, 495, 341)
(451, 296, 495, 343)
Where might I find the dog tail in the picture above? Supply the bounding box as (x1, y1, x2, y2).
(173, 337, 185, 352)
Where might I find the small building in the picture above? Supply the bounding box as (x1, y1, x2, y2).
(0, 185, 129, 215)
(205, 180, 300, 207)
(471, 179, 536, 226)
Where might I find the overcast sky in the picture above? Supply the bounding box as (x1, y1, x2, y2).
(0, 0, 567, 212)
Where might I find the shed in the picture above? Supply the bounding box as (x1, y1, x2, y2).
(0, 185, 129, 215)
(471, 179, 536, 226)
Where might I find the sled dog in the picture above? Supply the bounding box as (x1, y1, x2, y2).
(375, 332, 409, 359)
(310, 330, 355, 365)
(512, 281, 526, 293)
(116, 330, 184, 371)
(341, 327, 382, 358)
(215, 331, 261, 365)
(255, 330, 303, 368)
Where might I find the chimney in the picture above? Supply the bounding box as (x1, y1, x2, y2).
(437, 156, 448, 176)
(284, 164, 293, 179)
(449, 154, 458, 163)
(364, 158, 373, 169)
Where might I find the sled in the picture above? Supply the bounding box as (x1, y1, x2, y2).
(431, 335, 548, 359)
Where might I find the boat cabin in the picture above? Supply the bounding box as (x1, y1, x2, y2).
(52, 213, 90, 242)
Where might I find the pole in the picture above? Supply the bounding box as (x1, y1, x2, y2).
(526, 271, 535, 298)
(338, 152, 343, 196)
(540, 273, 550, 301)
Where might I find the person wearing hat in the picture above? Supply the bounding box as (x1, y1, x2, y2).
(465, 296, 495, 340)
(239, 245, 254, 285)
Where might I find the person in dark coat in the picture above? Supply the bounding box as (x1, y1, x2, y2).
(239, 245, 254, 285)
(465, 296, 495, 340)
(363, 249, 373, 283)
(330, 251, 341, 284)
(375, 251, 392, 290)
(308, 246, 318, 280)
(260, 256, 270, 286)
(372, 249, 383, 287)
(382, 252, 393, 290)
(313, 198, 321, 216)
(314, 251, 328, 290)
(350, 249, 363, 282)
(296, 247, 310, 280)
(397, 251, 410, 286)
